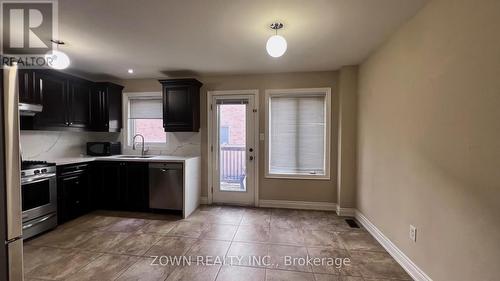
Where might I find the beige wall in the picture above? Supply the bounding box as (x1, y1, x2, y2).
(337, 66, 358, 209)
(357, 0, 500, 280)
(119, 71, 339, 202)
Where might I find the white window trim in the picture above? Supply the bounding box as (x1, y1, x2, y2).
(265, 88, 331, 180)
(122, 92, 167, 149)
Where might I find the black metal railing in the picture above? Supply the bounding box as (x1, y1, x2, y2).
(220, 145, 246, 183)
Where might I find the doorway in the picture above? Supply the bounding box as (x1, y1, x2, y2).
(208, 90, 259, 206)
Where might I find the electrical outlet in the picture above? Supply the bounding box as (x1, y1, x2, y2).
(409, 225, 417, 242)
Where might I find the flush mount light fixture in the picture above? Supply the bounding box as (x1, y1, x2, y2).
(128, 69, 134, 74)
(45, 40, 70, 69)
(266, 22, 287, 58)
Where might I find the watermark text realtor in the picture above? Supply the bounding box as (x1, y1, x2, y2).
(1, 0, 58, 68)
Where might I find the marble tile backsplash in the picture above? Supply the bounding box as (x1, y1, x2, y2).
(20, 130, 201, 160)
(20, 130, 120, 160)
(121, 131, 201, 157)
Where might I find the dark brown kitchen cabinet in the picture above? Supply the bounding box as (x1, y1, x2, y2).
(67, 79, 91, 129)
(18, 69, 41, 105)
(90, 82, 124, 132)
(57, 164, 91, 224)
(91, 161, 148, 211)
(33, 70, 69, 129)
(29, 70, 92, 130)
(159, 78, 202, 132)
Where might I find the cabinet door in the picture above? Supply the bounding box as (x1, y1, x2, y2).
(107, 87, 122, 132)
(123, 163, 149, 211)
(99, 162, 125, 210)
(89, 88, 106, 131)
(33, 71, 68, 128)
(18, 70, 40, 104)
(58, 173, 90, 224)
(68, 80, 91, 129)
(163, 86, 194, 131)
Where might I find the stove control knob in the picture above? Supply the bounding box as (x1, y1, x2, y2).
(41, 169, 47, 173)
(34, 170, 40, 174)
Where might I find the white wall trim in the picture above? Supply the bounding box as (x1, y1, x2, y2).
(336, 206, 356, 217)
(259, 200, 336, 211)
(200, 196, 208, 205)
(355, 210, 433, 281)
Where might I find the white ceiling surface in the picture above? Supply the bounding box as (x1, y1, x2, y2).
(59, 0, 427, 79)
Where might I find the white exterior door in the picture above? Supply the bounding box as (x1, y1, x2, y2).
(209, 92, 258, 205)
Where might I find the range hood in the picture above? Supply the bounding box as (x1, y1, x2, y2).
(19, 103, 43, 116)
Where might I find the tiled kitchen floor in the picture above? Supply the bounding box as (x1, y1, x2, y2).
(23, 206, 411, 281)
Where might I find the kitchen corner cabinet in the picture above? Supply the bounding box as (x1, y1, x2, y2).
(57, 164, 91, 224)
(91, 161, 149, 211)
(159, 78, 202, 132)
(90, 82, 124, 132)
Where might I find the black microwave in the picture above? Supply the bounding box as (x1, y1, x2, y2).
(87, 142, 121, 156)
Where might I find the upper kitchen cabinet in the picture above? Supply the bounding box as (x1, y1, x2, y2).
(90, 82, 124, 132)
(159, 78, 202, 132)
(31, 70, 92, 130)
(18, 69, 41, 106)
(32, 70, 69, 128)
(67, 78, 92, 129)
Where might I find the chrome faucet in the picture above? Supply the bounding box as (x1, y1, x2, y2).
(132, 134, 147, 156)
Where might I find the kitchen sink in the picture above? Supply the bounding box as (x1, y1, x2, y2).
(115, 155, 155, 159)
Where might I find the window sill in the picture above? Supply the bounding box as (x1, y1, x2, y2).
(264, 173, 331, 180)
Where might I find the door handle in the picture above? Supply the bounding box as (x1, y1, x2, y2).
(249, 156, 254, 161)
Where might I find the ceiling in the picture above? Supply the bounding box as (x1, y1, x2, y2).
(58, 0, 427, 79)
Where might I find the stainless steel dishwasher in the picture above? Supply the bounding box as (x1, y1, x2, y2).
(149, 163, 183, 210)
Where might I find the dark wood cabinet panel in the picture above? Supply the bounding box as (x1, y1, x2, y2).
(159, 78, 202, 132)
(33, 71, 69, 128)
(19, 69, 122, 132)
(90, 161, 148, 211)
(123, 162, 149, 211)
(90, 82, 124, 132)
(18, 69, 41, 105)
(57, 164, 91, 224)
(67, 79, 91, 129)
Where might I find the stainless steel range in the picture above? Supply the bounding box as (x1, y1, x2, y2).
(21, 161, 57, 239)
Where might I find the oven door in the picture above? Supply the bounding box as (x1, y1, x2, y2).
(21, 175, 57, 222)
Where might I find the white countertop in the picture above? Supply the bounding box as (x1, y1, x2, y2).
(31, 155, 200, 166)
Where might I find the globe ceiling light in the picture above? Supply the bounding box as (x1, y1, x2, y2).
(266, 22, 287, 58)
(45, 40, 70, 70)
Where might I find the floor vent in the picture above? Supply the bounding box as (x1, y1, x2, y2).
(345, 219, 360, 228)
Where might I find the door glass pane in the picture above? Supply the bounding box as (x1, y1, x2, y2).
(217, 102, 247, 192)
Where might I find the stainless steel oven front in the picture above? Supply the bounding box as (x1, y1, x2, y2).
(21, 166, 57, 239)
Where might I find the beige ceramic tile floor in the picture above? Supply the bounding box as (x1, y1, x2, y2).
(23, 206, 411, 281)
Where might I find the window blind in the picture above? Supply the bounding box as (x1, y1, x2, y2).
(269, 94, 326, 175)
(129, 98, 162, 119)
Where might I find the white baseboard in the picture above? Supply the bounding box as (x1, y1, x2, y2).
(200, 196, 208, 204)
(259, 200, 336, 211)
(355, 210, 433, 281)
(336, 206, 356, 217)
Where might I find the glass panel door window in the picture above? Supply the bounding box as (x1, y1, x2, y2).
(211, 93, 257, 206)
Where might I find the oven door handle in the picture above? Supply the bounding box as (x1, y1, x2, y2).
(22, 213, 55, 230)
(21, 173, 56, 185)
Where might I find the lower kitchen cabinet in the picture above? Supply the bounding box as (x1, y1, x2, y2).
(91, 161, 149, 212)
(57, 164, 91, 224)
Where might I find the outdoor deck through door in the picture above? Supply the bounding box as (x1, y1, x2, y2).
(211, 94, 256, 205)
